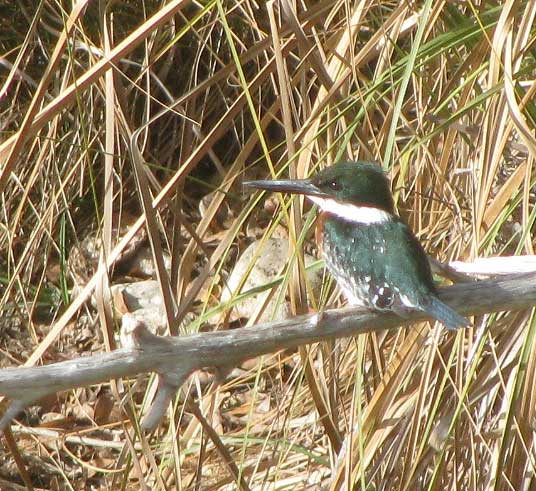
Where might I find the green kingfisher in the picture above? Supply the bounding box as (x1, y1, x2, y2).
(244, 161, 469, 330)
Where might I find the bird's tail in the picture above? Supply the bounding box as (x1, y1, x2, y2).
(423, 297, 470, 330)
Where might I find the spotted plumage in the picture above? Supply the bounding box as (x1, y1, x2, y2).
(244, 161, 469, 330)
(322, 215, 433, 316)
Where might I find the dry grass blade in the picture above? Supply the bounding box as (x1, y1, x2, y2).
(0, 0, 192, 172)
(0, 0, 91, 196)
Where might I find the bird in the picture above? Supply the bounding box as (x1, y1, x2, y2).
(244, 161, 469, 330)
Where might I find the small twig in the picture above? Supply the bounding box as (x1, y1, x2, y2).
(3, 425, 34, 490)
(1, 272, 536, 432)
(449, 256, 536, 276)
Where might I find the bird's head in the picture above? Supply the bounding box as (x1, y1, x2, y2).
(244, 161, 395, 224)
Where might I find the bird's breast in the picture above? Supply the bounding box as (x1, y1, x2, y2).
(319, 216, 377, 305)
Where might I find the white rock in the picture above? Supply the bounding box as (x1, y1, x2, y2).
(221, 237, 324, 322)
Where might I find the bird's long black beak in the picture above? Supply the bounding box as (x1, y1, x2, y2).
(243, 178, 327, 198)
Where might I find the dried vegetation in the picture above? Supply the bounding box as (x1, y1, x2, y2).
(1, 0, 536, 489)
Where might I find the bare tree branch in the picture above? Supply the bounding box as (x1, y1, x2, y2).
(1, 272, 536, 432)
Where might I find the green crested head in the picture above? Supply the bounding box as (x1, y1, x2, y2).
(307, 161, 395, 213)
(244, 161, 396, 220)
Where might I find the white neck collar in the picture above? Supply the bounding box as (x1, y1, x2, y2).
(308, 196, 391, 225)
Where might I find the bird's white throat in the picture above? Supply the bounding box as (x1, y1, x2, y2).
(308, 196, 391, 224)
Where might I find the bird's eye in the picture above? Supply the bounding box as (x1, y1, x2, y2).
(329, 180, 342, 191)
